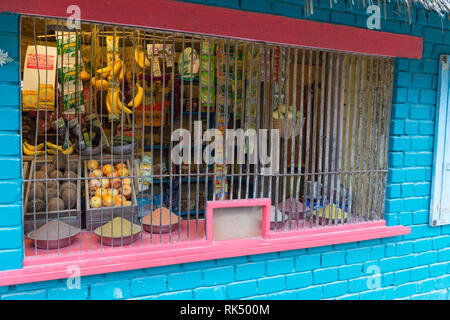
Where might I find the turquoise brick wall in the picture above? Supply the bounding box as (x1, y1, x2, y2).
(0, 11, 22, 272)
(0, 0, 450, 299)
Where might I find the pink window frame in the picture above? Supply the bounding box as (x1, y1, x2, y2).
(0, 0, 417, 286)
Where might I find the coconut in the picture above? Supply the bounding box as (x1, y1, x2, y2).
(62, 188, 77, 209)
(39, 163, 55, 174)
(27, 199, 45, 213)
(49, 170, 62, 179)
(64, 161, 78, 172)
(60, 181, 77, 192)
(63, 170, 77, 179)
(46, 180, 59, 190)
(48, 197, 65, 211)
(52, 155, 66, 170)
(46, 187, 58, 200)
(34, 171, 46, 180)
(29, 184, 45, 201)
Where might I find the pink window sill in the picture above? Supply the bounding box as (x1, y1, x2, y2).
(0, 220, 409, 286)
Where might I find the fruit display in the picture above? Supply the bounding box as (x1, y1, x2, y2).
(86, 160, 133, 209)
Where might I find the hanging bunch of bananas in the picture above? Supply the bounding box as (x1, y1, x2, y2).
(90, 55, 124, 91)
(134, 47, 151, 69)
(23, 141, 74, 156)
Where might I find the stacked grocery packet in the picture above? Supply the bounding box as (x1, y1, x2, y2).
(55, 30, 85, 119)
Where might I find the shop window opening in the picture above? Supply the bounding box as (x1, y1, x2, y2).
(20, 16, 394, 258)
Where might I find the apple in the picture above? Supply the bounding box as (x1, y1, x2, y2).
(122, 178, 131, 186)
(112, 178, 122, 189)
(121, 184, 132, 199)
(87, 159, 99, 170)
(102, 194, 113, 207)
(115, 163, 127, 171)
(91, 196, 102, 208)
(95, 187, 109, 198)
(117, 167, 129, 177)
(102, 164, 114, 176)
(89, 179, 101, 192)
(100, 178, 110, 189)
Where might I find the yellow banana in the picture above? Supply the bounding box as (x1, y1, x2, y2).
(105, 90, 113, 114)
(23, 144, 45, 156)
(96, 65, 112, 78)
(118, 65, 124, 82)
(24, 141, 44, 151)
(47, 149, 57, 155)
(115, 91, 133, 114)
(95, 79, 109, 91)
(46, 142, 73, 155)
(127, 84, 143, 107)
(80, 70, 91, 81)
(112, 89, 121, 115)
(135, 48, 150, 69)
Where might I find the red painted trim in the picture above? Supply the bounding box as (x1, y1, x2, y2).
(0, 221, 409, 286)
(0, 0, 422, 59)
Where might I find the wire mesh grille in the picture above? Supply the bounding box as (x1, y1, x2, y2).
(20, 16, 394, 257)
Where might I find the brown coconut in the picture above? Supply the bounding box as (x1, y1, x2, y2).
(48, 197, 65, 211)
(62, 188, 77, 209)
(27, 199, 45, 213)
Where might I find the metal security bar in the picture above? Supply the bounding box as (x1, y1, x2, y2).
(20, 16, 394, 257)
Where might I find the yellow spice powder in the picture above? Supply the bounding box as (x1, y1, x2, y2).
(95, 217, 141, 237)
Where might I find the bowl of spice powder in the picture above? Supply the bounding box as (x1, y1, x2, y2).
(94, 217, 142, 246)
(142, 206, 180, 234)
(27, 219, 81, 250)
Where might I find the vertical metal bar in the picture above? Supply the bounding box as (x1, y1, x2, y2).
(303, 49, 313, 229)
(178, 33, 185, 243)
(341, 54, 354, 225)
(253, 43, 261, 200)
(160, 31, 166, 243)
(317, 51, 326, 228)
(288, 48, 299, 231)
(322, 52, 333, 228)
(336, 54, 349, 226)
(311, 50, 320, 228)
(238, 42, 247, 200)
(150, 31, 155, 245)
(203, 37, 212, 240)
(281, 46, 291, 231)
(273, 46, 283, 230)
(295, 49, 305, 230)
(195, 36, 202, 240)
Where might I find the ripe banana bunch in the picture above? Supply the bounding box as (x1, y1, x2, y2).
(23, 141, 45, 156)
(106, 87, 133, 116)
(134, 48, 150, 69)
(46, 141, 74, 155)
(127, 83, 143, 108)
(91, 56, 124, 90)
(80, 70, 91, 82)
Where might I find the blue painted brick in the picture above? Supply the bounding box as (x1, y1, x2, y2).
(0, 13, 19, 33)
(370, 246, 384, 260)
(416, 152, 433, 166)
(433, 236, 450, 249)
(410, 136, 433, 151)
(145, 264, 181, 275)
(167, 270, 202, 291)
(422, 225, 441, 237)
(396, 72, 411, 87)
(90, 280, 130, 300)
(0, 84, 19, 107)
(323, 281, 348, 298)
(279, 249, 307, 258)
(413, 211, 429, 224)
(313, 267, 338, 284)
(203, 266, 234, 285)
(388, 169, 405, 183)
(266, 290, 297, 300)
(380, 257, 400, 273)
(414, 238, 433, 253)
(418, 121, 434, 134)
(216, 256, 248, 266)
(419, 250, 438, 265)
(235, 262, 265, 280)
(423, 27, 443, 42)
(338, 264, 362, 280)
(295, 254, 321, 271)
(402, 183, 415, 197)
(415, 183, 431, 196)
(330, 11, 355, 25)
(429, 289, 448, 300)
(420, 90, 436, 103)
(438, 248, 450, 262)
(396, 283, 417, 298)
(410, 105, 431, 120)
(385, 243, 396, 257)
(0, 226, 22, 249)
(403, 225, 424, 240)
(398, 254, 418, 269)
(382, 287, 397, 300)
(410, 266, 429, 281)
(0, 181, 21, 204)
(0, 249, 22, 271)
(257, 275, 285, 294)
(346, 247, 370, 264)
(336, 293, 360, 300)
(227, 280, 257, 299)
(396, 241, 413, 255)
(47, 286, 88, 300)
(0, 134, 19, 156)
(157, 290, 193, 300)
(407, 89, 419, 103)
(418, 278, 436, 293)
(359, 289, 383, 300)
(404, 120, 419, 134)
(391, 103, 409, 118)
(271, 2, 303, 18)
(389, 136, 410, 151)
(412, 74, 433, 89)
(0, 204, 21, 227)
(285, 271, 313, 289)
(182, 260, 216, 271)
(393, 89, 407, 103)
(241, 0, 272, 13)
(390, 120, 404, 134)
(393, 269, 410, 285)
(130, 275, 167, 297)
(383, 272, 394, 287)
(405, 168, 426, 182)
(389, 153, 404, 168)
(386, 199, 403, 213)
(296, 285, 323, 300)
(387, 184, 401, 198)
(193, 286, 225, 299)
(248, 252, 278, 262)
(321, 251, 345, 267)
(410, 293, 430, 300)
(15, 279, 59, 291)
(266, 258, 294, 275)
(398, 59, 409, 71)
(398, 212, 412, 225)
(435, 275, 450, 289)
(1, 290, 46, 300)
(348, 277, 371, 293)
(429, 262, 448, 277)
